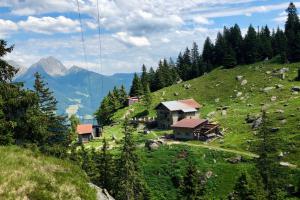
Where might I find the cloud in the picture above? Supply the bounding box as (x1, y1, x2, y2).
(0, 19, 18, 37)
(113, 32, 151, 47)
(193, 16, 214, 25)
(18, 16, 80, 34)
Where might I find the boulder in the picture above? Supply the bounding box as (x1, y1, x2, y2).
(174, 92, 179, 96)
(252, 117, 263, 129)
(271, 96, 277, 102)
(275, 109, 284, 114)
(215, 98, 220, 103)
(89, 183, 115, 200)
(263, 87, 275, 93)
(236, 92, 243, 97)
(236, 75, 243, 81)
(279, 67, 289, 73)
(241, 79, 248, 86)
(266, 71, 271, 74)
(291, 86, 300, 92)
(145, 139, 164, 150)
(226, 155, 242, 164)
(275, 84, 284, 89)
(221, 110, 227, 116)
(205, 171, 213, 179)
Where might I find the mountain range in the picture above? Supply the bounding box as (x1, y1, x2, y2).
(11, 57, 135, 119)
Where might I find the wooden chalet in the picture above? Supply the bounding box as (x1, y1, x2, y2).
(171, 118, 221, 141)
(77, 124, 102, 143)
(127, 96, 139, 106)
(155, 99, 201, 129)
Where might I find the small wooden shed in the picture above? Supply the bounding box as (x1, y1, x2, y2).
(77, 124, 102, 143)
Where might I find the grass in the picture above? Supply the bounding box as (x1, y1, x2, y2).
(0, 146, 96, 200)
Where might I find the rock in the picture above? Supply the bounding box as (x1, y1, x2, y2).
(271, 96, 277, 101)
(221, 110, 227, 116)
(271, 127, 280, 132)
(291, 86, 300, 92)
(252, 117, 263, 129)
(174, 92, 179, 96)
(205, 171, 213, 179)
(292, 91, 299, 95)
(280, 119, 287, 124)
(275, 84, 284, 89)
(279, 152, 284, 157)
(245, 114, 257, 123)
(89, 183, 115, 200)
(279, 67, 289, 73)
(145, 139, 164, 150)
(236, 75, 243, 81)
(226, 155, 242, 164)
(263, 87, 275, 93)
(213, 159, 217, 163)
(241, 79, 248, 86)
(266, 71, 271, 74)
(236, 92, 243, 97)
(275, 109, 284, 114)
(215, 98, 220, 103)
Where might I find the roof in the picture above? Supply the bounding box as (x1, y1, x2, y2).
(171, 118, 208, 129)
(179, 99, 201, 109)
(156, 98, 201, 112)
(77, 124, 93, 135)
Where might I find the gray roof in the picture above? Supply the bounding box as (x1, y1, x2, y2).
(159, 101, 197, 112)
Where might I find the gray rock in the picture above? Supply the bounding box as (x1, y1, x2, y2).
(263, 87, 275, 92)
(275, 109, 284, 114)
(241, 79, 248, 86)
(221, 110, 227, 116)
(252, 117, 263, 129)
(236, 75, 243, 81)
(279, 68, 289, 73)
(236, 92, 243, 97)
(174, 92, 179, 96)
(266, 71, 271, 74)
(226, 155, 242, 164)
(89, 183, 115, 200)
(145, 139, 164, 150)
(215, 98, 220, 103)
(205, 171, 213, 179)
(271, 96, 277, 101)
(291, 86, 300, 92)
(275, 84, 284, 89)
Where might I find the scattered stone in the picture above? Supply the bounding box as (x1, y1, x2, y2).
(271, 96, 277, 102)
(280, 119, 287, 124)
(271, 127, 280, 132)
(174, 92, 179, 96)
(279, 152, 284, 157)
(252, 117, 263, 129)
(275, 109, 284, 114)
(213, 159, 217, 164)
(291, 86, 300, 92)
(145, 139, 164, 150)
(236, 75, 243, 81)
(205, 171, 213, 179)
(215, 98, 220, 103)
(221, 110, 227, 116)
(236, 92, 243, 97)
(279, 67, 289, 73)
(263, 86, 275, 93)
(226, 155, 242, 164)
(89, 183, 115, 200)
(275, 84, 284, 89)
(241, 79, 248, 86)
(293, 91, 299, 95)
(266, 71, 271, 74)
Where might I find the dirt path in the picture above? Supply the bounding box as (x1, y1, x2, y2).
(165, 141, 259, 158)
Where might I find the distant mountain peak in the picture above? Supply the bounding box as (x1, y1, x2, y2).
(30, 56, 68, 77)
(68, 65, 85, 73)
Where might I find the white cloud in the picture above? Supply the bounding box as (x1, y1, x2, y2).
(193, 16, 213, 25)
(0, 19, 18, 37)
(18, 16, 80, 34)
(113, 32, 151, 47)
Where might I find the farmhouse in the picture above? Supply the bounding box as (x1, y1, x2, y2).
(77, 124, 102, 143)
(127, 96, 139, 106)
(171, 118, 221, 141)
(155, 98, 201, 129)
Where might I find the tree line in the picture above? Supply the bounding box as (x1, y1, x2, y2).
(130, 2, 300, 94)
(0, 39, 70, 157)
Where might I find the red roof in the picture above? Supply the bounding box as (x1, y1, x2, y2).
(171, 118, 207, 129)
(179, 99, 202, 109)
(77, 124, 93, 135)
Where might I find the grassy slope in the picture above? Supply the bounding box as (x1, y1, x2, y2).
(92, 62, 300, 199)
(0, 146, 96, 200)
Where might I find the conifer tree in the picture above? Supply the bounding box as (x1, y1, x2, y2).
(243, 25, 259, 64)
(230, 172, 267, 200)
(119, 85, 128, 107)
(114, 119, 151, 200)
(69, 114, 80, 142)
(285, 2, 300, 62)
(180, 162, 205, 200)
(255, 112, 287, 199)
(214, 32, 226, 66)
(141, 64, 149, 92)
(142, 83, 152, 111)
(259, 26, 273, 60)
(229, 24, 244, 64)
(191, 42, 200, 78)
(273, 28, 288, 63)
(129, 73, 143, 97)
(223, 45, 237, 68)
(202, 37, 214, 72)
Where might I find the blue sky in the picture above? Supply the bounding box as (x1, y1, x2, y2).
(0, 0, 298, 74)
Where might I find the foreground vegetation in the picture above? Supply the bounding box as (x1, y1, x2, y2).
(0, 146, 96, 199)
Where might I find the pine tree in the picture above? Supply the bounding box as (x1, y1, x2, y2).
(142, 84, 152, 111)
(180, 48, 192, 81)
(255, 112, 287, 199)
(243, 25, 259, 64)
(69, 114, 80, 142)
(148, 67, 156, 92)
(95, 96, 114, 126)
(223, 45, 237, 68)
(97, 138, 113, 190)
(259, 26, 273, 60)
(230, 172, 267, 200)
(273, 28, 288, 63)
(202, 37, 214, 72)
(214, 32, 226, 66)
(119, 85, 128, 107)
(114, 119, 151, 200)
(191, 42, 200, 78)
(111, 87, 122, 110)
(129, 73, 143, 97)
(0, 40, 16, 83)
(180, 162, 205, 200)
(141, 64, 149, 92)
(229, 24, 244, 64)
(285, 2, 300, 62)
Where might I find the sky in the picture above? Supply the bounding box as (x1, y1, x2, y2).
(0, 0, 298, 75)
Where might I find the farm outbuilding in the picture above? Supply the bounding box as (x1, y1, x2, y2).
(77, 124, 102, 143)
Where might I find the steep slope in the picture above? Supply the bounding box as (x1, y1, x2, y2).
(15, 58, 135, 117)
(113, 61, 300, 165)
(0, 146, 96, 200)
